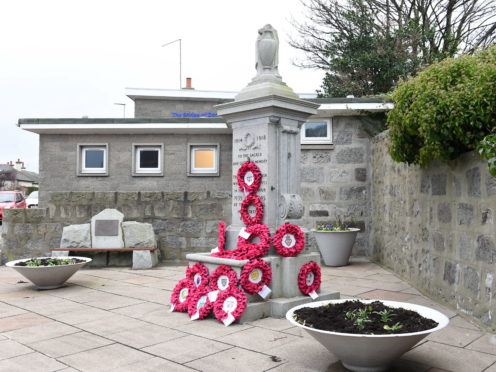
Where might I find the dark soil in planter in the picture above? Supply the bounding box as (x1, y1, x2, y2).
(293, 300, 438, 335)
(15, 258, 86, 267)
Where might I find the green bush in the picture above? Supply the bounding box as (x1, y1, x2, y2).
(387, 46, 496, 172)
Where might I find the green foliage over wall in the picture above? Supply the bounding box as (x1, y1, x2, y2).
(387, 46, 496, 174)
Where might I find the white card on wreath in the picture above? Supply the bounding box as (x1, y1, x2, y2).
(208, 290, 219, 302)
(191, 311, 200, 320)
(169, 304, 175, 312)
(223, 313, 236, 327)
(309, 290, 319, 300)
(238, 228, 251, 240)
(211, 247, 219, 253)
(258, 285, 272, 299)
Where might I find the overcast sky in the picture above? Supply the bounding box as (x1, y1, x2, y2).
(0, 0, 323, 172)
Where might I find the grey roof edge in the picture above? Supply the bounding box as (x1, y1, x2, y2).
(308, 97, 391, 104)
(18, 118, 227, 125)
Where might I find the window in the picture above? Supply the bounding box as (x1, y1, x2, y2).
(77, 144, 108, 176)
(132, 144, 163, 176)
(301, 120, 332, 144)
(187, 144, 220, 176)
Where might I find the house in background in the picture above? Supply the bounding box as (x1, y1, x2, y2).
(0, 159, 39, 192)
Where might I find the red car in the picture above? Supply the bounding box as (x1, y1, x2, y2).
(0, 191, 26, 222)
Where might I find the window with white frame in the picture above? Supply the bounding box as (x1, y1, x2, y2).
(78, 144, 108, 175)
(132, 144, 163, 176)
(301, 120, 332, 144)
(188, 144, 219, 176)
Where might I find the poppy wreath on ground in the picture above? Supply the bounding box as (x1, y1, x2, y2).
(273, 223, 305, 257)
(240, 193, 264, 226)
(209, 265, 238, 292)
(298, 261, 321, 295)
(240, 259, 272, 295)
(170, 278, 192, 312)
(234, 223, 271, 260)
(187, 286, 214, 320)
(186, 262, 210, 291)
(213, 287, 247, 326)
(237, 161, 262, 194)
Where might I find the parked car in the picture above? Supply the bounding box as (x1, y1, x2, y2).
(0, 191, 26, 222)
(26, 191, 39, 208)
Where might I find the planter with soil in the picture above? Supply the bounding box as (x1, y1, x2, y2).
(286, 299, 449, 372)
(6, 256, 92, 289)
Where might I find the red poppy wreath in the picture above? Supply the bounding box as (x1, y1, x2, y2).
(240, 193, 264, 226)
(237, 161, 262, 194)
(234, 223, 271, 260)
(240, 259, 272, 296)
(273, 223, 305, 257)
(298, 261, 321, 296)
(213, 287, 247, 326)
(188, 286, 214, 320)
(186, 262, 210, 290)
(209, 265, 238, 291)
(170, 278, 192, 312)
(217, 221, 227, 252)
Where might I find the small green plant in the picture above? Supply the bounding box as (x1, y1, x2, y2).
(345, 311, 356, 320)
(384, 322, 404, 331)
(375, 309, 394, 323)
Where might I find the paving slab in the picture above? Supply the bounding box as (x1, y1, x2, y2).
(0, 339, 33, 360)
(0, 351, 67, 372)
(142, 334, 232, 364)
(403, 340, 496, 371)
(184, 346, 284, 372)
(58, 343, 153, 371)
(466, 333, 496, 355)
(27, 331, 114, 358)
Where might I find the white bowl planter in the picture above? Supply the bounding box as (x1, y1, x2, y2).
(6, 257, 92, 289)
(286, 299, 449, 372)
(312, 228, 360, 266)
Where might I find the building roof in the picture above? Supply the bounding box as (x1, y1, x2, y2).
(0, 164, 39, 184)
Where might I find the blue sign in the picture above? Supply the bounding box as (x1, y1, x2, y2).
(171, 112, 218, 118)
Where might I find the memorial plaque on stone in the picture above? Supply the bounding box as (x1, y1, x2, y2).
(95, 220, 119, 236)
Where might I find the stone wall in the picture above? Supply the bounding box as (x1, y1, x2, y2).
(0, 191, 231, 264)
(371, 131, 496, 327)
(300, 116, 372, 256)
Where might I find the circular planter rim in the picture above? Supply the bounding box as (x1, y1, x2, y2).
(311, 228, 361, 233)
(286, 298, 449, 338)
(6, 256, 92, 268)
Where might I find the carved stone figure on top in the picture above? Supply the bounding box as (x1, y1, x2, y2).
(255, 24, 281, 79)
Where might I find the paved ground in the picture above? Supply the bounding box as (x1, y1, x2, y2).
(0, 258, 494, 372)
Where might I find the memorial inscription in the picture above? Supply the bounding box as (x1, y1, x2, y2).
(95, 220, 119, 236)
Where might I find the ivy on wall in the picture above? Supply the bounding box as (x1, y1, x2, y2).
(386, 46, 496, 175)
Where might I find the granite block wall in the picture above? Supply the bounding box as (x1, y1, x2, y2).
(371, 131, 496, 327)
(300, 116, 372, 256)
(0, 191, 231, 264)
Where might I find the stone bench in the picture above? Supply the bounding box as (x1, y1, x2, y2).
(50, 247, 159, 270)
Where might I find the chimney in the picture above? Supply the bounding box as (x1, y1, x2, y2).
(15, 159, 23, 171)
(184, 77, 193, 90)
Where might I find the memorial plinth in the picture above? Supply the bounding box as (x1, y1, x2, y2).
(185, 24, 340, 323)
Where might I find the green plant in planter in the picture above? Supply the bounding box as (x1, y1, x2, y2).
(317, 217, 356, 232)
(17, 258, 84, 267)
(384, 322, 404, 331)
